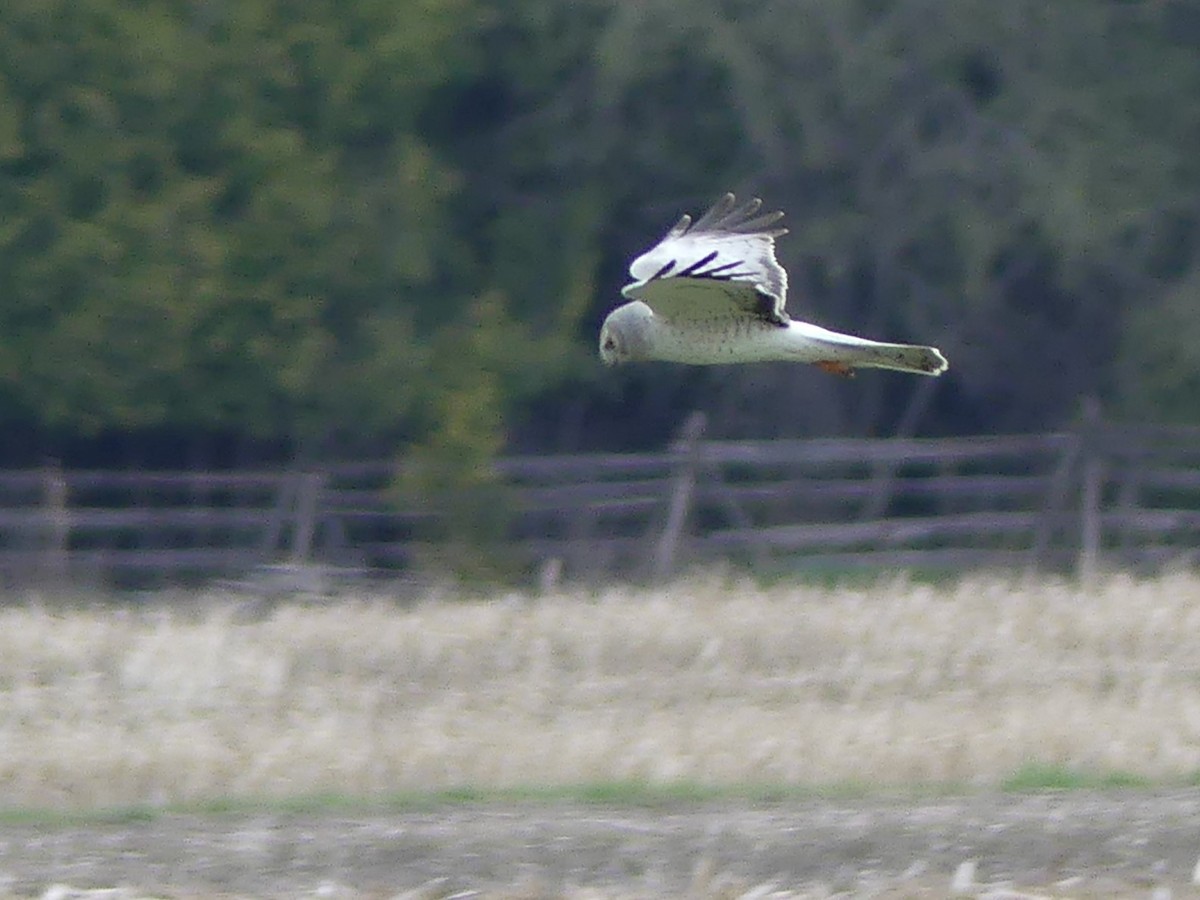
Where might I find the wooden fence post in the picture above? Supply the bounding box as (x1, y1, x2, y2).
(652, 412, 707, 581)
(289, 471, 325, 564)
(1027, 437, 1079, 576)
(259, 473, 296, 559)
(1077, 397, 1103, 585)
(41, 460, 69, 585)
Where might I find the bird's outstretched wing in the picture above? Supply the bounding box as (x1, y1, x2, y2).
(621, 194, 790, 326)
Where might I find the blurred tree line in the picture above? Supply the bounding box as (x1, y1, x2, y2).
(1, 0, 1199, 468)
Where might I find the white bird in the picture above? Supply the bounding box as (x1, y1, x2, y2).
(599, 193, 948, 376)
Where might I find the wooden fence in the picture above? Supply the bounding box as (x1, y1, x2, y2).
(2, 415, 1200, 588)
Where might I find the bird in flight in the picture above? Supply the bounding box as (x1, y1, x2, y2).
(599, 194, 948, 377)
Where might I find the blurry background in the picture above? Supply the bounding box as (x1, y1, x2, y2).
(3, 12, 1200, 890)
(2, 0, 1200, 472)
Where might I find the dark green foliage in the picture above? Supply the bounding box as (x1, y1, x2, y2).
(447, 0, 1200, 442)
(2, 0, 1200, 467)
(0, 0, 561, 452)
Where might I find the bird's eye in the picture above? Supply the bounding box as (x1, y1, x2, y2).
(603, 337, 616, 350)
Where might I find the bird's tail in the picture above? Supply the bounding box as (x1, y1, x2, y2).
(788, 321, 948, 376)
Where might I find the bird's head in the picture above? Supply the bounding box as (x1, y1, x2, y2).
(599, 302, 655, 365)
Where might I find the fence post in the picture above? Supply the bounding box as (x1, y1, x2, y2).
(260, 473, 296, 559)
(652, 411, 706, 581)
(1077, 397, 1103, 584)
(1027, 436, 1079, 576)
(41, 460, 69, 585)
(289, 471, 325, 564)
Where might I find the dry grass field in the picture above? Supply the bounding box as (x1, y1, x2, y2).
(2, 570, 1200, 810)
(2, 570, 1200, 898)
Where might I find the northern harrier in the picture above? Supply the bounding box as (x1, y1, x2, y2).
(599, 194, 948, 376)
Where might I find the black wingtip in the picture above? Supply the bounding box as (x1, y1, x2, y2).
(691, 193, 737, 230)
(688, 192, 787, 237)
(665, 213, 692, 239)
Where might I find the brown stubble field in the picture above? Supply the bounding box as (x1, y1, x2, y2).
(2, 570, 1200, 897)
(4, 570, 1200, 807)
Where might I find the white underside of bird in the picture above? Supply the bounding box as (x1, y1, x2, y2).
(600, 194, 948, 377)
(606, 299, 945, 374)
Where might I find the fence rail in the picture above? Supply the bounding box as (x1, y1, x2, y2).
(2, 414, 1200, 588)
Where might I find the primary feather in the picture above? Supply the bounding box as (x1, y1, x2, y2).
(623, 193, 789, 325)
(600, 193, 948, 376)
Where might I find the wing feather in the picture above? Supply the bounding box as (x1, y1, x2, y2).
(621, 193, 790, 326)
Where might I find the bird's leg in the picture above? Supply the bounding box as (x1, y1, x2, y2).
(815, 361, 856, 378)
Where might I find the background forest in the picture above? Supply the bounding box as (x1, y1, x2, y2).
(1, 0, 1199, 470)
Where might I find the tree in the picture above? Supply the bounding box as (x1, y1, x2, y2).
(0, 0, 503, 454)
(453, 0, 1200, 443)
(4, 0, 1200, 469)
